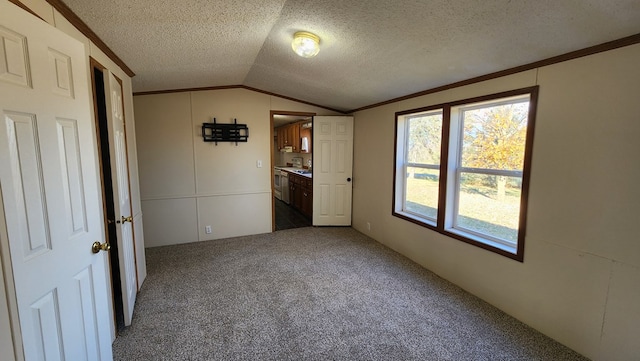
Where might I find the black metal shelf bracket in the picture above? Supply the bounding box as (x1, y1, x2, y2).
(202, 118, 249, 145)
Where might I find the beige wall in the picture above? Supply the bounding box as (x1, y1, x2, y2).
(134, 88, 338, 247)
(352, 44, 640, 360)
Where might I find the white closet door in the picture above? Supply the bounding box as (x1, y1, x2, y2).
(0, 1, 113, 360)
(104, 72, 137, 326)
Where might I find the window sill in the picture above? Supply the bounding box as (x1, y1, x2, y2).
(445, 228, 517, 256)
(392, 212, 523, 262)
(392, 211, 440, 232)
(393, 210, 437, 228)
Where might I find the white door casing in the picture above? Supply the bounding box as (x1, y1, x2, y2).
(104, 72, 137, 326)
(312, 116, 354, 226)
(0, 1, 113, 360)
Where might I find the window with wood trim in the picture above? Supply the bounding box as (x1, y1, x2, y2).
(393, 87, 538, 261)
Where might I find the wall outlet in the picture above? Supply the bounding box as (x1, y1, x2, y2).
(205, 225, 212, 234)
(366, 222, 371, 231)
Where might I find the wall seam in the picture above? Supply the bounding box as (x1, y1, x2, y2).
(190, 92, 200, 241)
(539, 238, 632, 266)
(597, 260, 615, 358)
(190, 92, 198, 194)
(140, 190, 273, 202)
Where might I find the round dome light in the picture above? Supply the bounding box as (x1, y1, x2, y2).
(291, 31, 320, 58)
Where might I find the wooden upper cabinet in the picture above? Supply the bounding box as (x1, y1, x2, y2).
(299, 125, 312, 154)
(276, 121, 311, 153)
(277, 127, 286, 150)
(276, 123, 296, 150)
(288, 122, 300, 152)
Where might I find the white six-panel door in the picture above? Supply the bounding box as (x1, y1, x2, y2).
(104, 72, 137, 326)
(312, 116, 354, 226)
(0, 1, 113, 360)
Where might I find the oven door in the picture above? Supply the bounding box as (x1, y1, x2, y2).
(274, 168, 282, 199)
(281, 171, 289, 204)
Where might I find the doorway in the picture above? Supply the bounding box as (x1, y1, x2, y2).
(90, 59, 125, 330)
(270, 111, 315, 231)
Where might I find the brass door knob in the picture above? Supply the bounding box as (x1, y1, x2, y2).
(92, 241, 111, 254)
(121, 216, 133, 223)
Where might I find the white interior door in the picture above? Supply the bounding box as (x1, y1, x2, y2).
(104, 72, 137, 326)
(0, 188, 19, 361)
(0, 2, 113, 360)
(312, 116, 354, 226)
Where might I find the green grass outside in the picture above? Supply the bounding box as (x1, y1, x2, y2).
(405, 175, 521, 242)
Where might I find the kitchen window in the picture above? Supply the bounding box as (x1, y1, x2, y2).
(393, 87, 538, 261)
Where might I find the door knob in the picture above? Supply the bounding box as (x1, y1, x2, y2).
(92, 241, 110, 254)
(347, 177, 352, 182)
(121, 216, 133, 223)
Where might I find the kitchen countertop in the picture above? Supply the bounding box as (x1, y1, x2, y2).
(276, 166, 312, 179)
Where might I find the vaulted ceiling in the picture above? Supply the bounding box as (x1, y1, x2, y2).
(61, 0, 640, 112)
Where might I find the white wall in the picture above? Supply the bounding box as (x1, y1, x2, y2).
(351, 44, 640, 360)
(134, 88, 338, 247)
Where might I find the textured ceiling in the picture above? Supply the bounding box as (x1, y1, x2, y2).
(62, 0, 640, 112)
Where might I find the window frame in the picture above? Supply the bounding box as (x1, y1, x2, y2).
(400, 109, 444, 225)
(392, 86, 539, 261)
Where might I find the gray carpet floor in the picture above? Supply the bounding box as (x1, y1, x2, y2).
(113, 227, 587, 361)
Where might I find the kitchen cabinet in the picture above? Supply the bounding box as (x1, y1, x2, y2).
(289, 172, 312, 219)
(289, 173, 302, 212)
(277, 126, 286, 150)
(276, 122, 303, 152)
(288, 123, 300, 152)
(301, 177, 313, 217)
(278, 126, 291, 150)
(299, 125, 312, 154)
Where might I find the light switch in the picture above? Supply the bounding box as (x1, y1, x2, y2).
(257, 160, 262, 168)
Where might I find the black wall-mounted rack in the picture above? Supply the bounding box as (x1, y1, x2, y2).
(202, 118, 249, 145)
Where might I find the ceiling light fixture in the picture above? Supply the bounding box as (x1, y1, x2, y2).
(291, 31, 320, 58)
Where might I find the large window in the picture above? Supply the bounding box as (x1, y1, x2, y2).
(393, 87, 538, 261)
